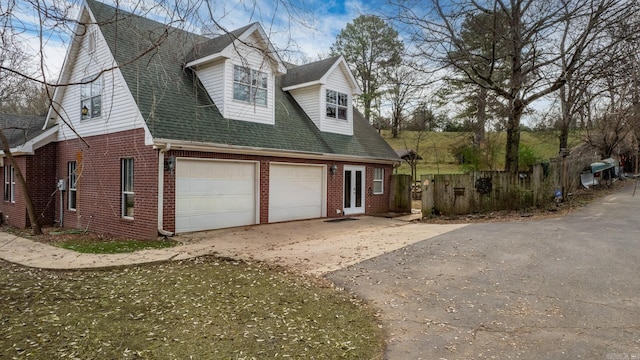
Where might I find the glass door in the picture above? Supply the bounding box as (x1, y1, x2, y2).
(343, 166, 365, 215)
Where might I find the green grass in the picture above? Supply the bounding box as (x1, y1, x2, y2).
(0, 257, 384, 359)
(58, 238, 180, 254)
(384, 129, 583, 175)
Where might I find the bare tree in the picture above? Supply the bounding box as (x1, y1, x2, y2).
(393, 0, 631, 172)
(386, 63, 422, 138)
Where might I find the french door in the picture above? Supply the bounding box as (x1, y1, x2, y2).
(343, 165, 365, 215)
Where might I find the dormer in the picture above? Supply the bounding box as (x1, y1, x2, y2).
(282, 56, 361, 136)
(185, 23, 287, 125)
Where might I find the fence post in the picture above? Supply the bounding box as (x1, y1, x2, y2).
(421, 174, 434, 216)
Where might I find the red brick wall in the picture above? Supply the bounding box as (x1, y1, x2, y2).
(56, 129, 158, 239)
(0, 144, 58, 229)
(0, 157, 28, 228)
(161, 151, 394, 233)
(27, 143, 58, 227)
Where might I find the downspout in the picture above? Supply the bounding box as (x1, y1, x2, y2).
(158, 144, 174, 237)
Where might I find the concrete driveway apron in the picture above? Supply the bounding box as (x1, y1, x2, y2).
(327, 182, 640, 359)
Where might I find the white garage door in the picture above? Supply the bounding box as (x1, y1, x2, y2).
(269, 163, 325, 223)
(175, 159, 257, 233)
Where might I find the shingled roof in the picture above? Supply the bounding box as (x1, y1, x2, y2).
(0, 114, 48, 148)
(87, 0, 399, 162)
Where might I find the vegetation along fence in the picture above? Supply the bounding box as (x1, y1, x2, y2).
(421, 156, 598, 216)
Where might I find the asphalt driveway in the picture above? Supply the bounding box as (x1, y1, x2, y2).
(327, 182, 640, 359)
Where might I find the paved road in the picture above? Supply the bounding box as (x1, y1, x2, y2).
(327, 181, 640, 359)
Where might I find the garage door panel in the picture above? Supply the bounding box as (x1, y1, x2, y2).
(176, 159, 257, 233)
(269, 164, 324, 223)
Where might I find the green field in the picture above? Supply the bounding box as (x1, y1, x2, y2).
(382, 130, 583, 176)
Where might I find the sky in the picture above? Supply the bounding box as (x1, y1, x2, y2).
(14, 0, 390, 81)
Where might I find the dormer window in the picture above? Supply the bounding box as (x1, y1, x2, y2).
(326, 90, 348, 120)
(233, 65, 268, 106)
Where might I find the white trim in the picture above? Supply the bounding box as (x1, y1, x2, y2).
(152, 139, 399, 165)
(282, 80, 323, 92)
(373, 168, 384, 195)
(343, 165, 366, 215)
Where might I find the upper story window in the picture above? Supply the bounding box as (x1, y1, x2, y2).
(81, 75, 102, 120)
(326, 90, 348, 120)
(233, 65, 267, 106)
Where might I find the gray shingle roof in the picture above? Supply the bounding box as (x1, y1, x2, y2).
(185, 23, 256, 63)
(0, 114, 47, 148)
(87, 0, 399, 162)
(281, 55, 341, 88)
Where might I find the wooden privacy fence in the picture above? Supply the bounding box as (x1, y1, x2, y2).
(421, 156, 598, 216)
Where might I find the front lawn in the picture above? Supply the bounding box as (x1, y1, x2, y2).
(0, 257, 384, 359)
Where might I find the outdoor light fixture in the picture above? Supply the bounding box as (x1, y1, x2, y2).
(81, 105, 89, 116)
(165, 155, 176, 171)
(329, 164, 338, 176)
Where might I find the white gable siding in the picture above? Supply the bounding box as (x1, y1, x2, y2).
(55, 23, 145, 141)
(220, 33, 275, 125)
(321, 66, 354, 136)
(194, 59, 226, 115)
(289, 85, 322, 129)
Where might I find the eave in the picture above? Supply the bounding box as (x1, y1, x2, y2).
(1, 125, 59, 156)
(152, 138, 399, 165)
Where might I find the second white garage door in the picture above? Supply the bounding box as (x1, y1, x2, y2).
(269, 163, 325, 223)
(175, 159, 258, 233)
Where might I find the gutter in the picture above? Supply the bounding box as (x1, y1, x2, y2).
(157, 144, 174, 237)
(152, 138, 400, 165)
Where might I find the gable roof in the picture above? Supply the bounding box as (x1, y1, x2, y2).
(0, 114, 47, 148)
(281, 55, 361, 94)
(281, 56, 341, 88)
(184, 22, 287, 74)
(85, 0, 398, 163)
(0, 114, 57, 155)
(185, 23, 255, 63)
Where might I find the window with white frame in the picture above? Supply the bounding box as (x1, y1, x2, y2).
(81, 75, 102, 120)
(326, 90, 348, 120)
(233, 65, 268, 106)
(4, 165, 14, 202)
(68, 161, 77, 210)
(373, 168, 384, 194)
(121, 158, 134, 218)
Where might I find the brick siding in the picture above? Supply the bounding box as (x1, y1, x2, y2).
(0, 143, 58, 229)
(56, 129, 158, 239)
(161, 151, 394, 233)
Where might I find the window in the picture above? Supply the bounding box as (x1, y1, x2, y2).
(121, 158, 134, 218)
(233, 65, 268, 106)
(4, 165, 14, 203)
(81, 75, 102, 120)
(326, 90, 348, 120)
(87, 31, 96, 54)
(68, 161, 77, 210)
(373, 168, 384, 194)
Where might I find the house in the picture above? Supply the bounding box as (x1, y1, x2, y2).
(0, 0, 400, 239)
